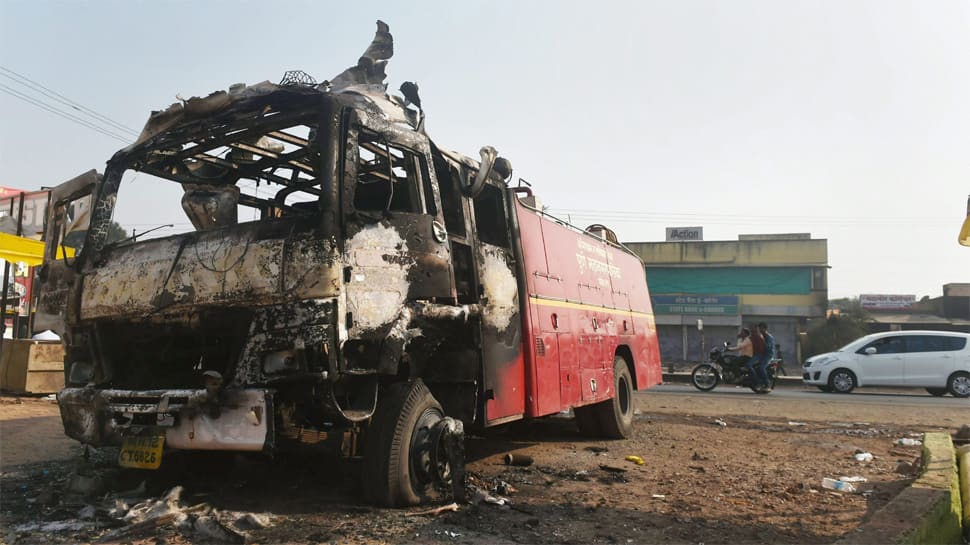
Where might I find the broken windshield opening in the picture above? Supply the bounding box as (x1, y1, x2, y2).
(108, 115, 325, 242)
(353, 129, 434, 215)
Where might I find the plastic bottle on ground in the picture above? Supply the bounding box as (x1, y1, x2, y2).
(821, 478, 856, 493)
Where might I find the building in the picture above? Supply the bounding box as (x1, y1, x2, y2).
(625, 233, 828, 367)
(866, 283, 970, 332)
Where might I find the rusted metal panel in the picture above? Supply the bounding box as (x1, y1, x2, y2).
(79, 231, 340, 320)
(58, 387, 272, 451)
(477, 241, 525, 424)
(166, 389, 271, 451)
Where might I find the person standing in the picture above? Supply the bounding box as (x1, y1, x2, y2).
(755, 322, 776, 392)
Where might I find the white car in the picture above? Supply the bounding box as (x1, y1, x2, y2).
(802, 330, 970, 397)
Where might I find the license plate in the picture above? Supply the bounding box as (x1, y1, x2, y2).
(119, 432, 165, 469)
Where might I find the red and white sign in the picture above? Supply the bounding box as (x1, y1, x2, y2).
(860, 294, 916, 311)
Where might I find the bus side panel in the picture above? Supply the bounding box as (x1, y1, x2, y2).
(512, 200, 562, 418)
(607, 245, 662, 390)
(537, 214, 615, 405)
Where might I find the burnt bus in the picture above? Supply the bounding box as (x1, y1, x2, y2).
(36, 22, 661, 506)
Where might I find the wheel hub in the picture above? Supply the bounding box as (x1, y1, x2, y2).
(953, 376, 970, 396)
(409, 408, 445, 487)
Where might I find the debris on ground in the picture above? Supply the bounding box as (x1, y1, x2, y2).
(953, 424, 970, 445)
(895, 438, 922, 447)
(854, 452, 874, 462)
(713, 419, 728, 427)
(495, 480, 517, 495)
(624, 455, 645, 465)
(788, 421, 808, 426)
(409, 503, 460, 517)
(504, 453, 533, 466)
(821, 477, 856, 493)
(3, 394, 960, 545)
(895, 460, 918, 475)
(468, 484, 510, 506)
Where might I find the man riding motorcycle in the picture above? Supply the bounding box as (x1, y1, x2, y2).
(725, 328, 754, 376)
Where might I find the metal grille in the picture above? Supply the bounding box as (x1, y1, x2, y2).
(535, 336, 545, 356)
(279, 70, 317, 87)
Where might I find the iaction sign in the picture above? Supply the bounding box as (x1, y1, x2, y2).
(651, 294, 739, 315)
(859, 294, 916, 311)
(665, 226, 703, 241)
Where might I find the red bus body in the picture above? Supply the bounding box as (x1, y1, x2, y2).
(484, 194, 662, 425)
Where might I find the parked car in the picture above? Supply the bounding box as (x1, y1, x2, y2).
(802, 330, 970, 397)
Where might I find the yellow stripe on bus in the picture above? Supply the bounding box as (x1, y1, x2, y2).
(528, 295, 655, 320)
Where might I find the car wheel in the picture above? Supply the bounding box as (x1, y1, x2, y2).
(925, 387, 947, 397)
(946, 372, 970, 398)
(828, 369, 856, 394)
(817, 385, 833, 393)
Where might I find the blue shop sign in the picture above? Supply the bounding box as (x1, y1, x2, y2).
(651, 295, 739, 315)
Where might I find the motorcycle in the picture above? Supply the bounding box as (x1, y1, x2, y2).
(690, 342, 778, 393)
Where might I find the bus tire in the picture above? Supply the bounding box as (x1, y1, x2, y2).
(597, 356, 635, 439)
(362, 379, 445, 506)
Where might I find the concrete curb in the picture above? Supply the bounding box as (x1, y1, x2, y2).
(958, 444, 970, 542)
(661, 372, 803, 387)
(836, 432, 963, 545)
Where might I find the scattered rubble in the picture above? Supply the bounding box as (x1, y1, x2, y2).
(2, 394, 958, 544)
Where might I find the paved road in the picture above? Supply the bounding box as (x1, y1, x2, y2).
(647, 382, 970, 408)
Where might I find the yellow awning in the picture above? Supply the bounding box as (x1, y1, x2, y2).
(0, 232, 57, 266)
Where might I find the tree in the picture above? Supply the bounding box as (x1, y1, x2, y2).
(803, 298, 871, 356)
(105, 221, 128, 244)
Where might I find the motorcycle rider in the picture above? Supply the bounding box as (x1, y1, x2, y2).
(725, 328, 754, 379)
(754, 322, 776, 392)
(749, 323, 766, 388)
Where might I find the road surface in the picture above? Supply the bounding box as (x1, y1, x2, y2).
(650, 382, 970, 408)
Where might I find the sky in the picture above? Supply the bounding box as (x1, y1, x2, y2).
(1, 0, 968, 300)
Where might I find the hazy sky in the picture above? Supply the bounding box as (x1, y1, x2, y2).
(1, 0, 968, 299)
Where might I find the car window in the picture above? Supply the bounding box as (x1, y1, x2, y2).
(858, 336, 906, 355)
(906, 335, 946, 353)
(906, 335, 967, 353)
(943, 336, 968, 351)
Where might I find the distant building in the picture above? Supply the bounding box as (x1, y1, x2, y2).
(868, 283, 970, 333)
(625, 233, 828, 367)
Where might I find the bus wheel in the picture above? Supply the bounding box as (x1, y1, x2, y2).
(362, 379, 446, 506)
(598, 356, 635, 439)
(573, 356, 635, 439)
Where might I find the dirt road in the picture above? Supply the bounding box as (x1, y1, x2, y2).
(0, 389, 965, 544)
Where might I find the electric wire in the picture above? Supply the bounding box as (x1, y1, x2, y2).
(549, 208, 950, 226)
(0, 83, 131, 143)
(0, 66, 140, 137)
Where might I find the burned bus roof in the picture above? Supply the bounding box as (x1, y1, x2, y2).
(112, 19, 423, 167)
